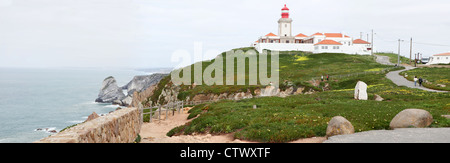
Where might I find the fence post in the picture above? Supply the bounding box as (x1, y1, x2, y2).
(158, 104, 161, 122)
(149, 106, 153, 123)
(138, 103, 143, 125)
(173, 101, 176, 116)
(178, 101, 184, 113)
(165, 103, 168, 120)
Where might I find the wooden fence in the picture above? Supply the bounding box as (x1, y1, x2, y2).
(138, 100, 218, 123)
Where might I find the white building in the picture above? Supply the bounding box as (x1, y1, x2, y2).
(252, 4, 373, 55)
(427, 52, 450, 65)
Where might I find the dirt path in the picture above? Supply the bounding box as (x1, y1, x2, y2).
(139, 107, 325, 143)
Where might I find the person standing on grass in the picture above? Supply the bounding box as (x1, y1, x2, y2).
(321, 75, 324, 81)
(419, 77, 423, 87)
(414, 76, 418, 86)
(327, 74, 329, 81)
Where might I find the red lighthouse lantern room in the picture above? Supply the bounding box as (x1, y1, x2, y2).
(281, 4, 289, 18)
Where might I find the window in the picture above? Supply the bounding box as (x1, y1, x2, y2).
(315, 46, 319, 50)
(286, 40, 289, 43)
(437, 57, 439, 60)
(270, 40, 274, 43)
(285, 24, 287, 28)
(321, 46, 328, 49)
(333, 46, 340, 49)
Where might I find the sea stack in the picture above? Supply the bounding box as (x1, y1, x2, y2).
(122, 73, 168, 95)
(95, 76, 126, 103)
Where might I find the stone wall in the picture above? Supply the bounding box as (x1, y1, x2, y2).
(35, 107, 141, 143)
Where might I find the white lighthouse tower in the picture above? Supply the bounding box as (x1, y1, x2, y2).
(278, 4, 292, 38)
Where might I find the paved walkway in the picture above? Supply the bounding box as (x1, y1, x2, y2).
(375, 55, 448, 93)
(324, 128, 450, 143)
(386, 66, 448, 92)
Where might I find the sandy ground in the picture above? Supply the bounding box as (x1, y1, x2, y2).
(139, 107, 326, 143)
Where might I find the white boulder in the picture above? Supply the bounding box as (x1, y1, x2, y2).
(354, 81, 368, 100)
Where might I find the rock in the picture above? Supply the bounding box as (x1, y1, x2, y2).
(279, 87, 294, 97)
(326, 116, 354, 137)
(441, 115, 450, 119)
(260, 85, 280, 97)
(121, 95, 133, 106)
(389, 109, 433, 129)
(436, 84, 446, 87)
(112, 99, 123, 106)
(85, 112, 100, 122)
(95, 76, 126, 103)
(293, 87, 305, 95)
(122, 73, 168, 96)
(48, 130, 57, 133)
(374, 94, 384, 101)
(354, 81, 368, 100)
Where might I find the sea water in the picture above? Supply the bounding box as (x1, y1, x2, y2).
(0, 67, 164, 143)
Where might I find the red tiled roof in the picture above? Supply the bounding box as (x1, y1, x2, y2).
(311, 32, 323, 36)
(433, 52, 450, 56)
(314, 39, 342, 45)
(265, 32, 277, 37)
(324, 33, 343, 38)
(353, 39, 371, 44)
(295, 33, 307, 37)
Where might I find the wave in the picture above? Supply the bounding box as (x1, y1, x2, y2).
(103, 104, 121, 108)
(34, 127, 58, 133)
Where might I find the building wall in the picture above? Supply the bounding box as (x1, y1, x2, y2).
(255, 43, 371, 55)
(428, 56, 450, 64)
(255, 43, 315, 52)
(35, 107, 141, 143)
(278, 18, 292, 37)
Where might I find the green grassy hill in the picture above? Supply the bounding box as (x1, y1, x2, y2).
(143, 48, 397, 105)
(376, 52, 412, 65)
(156, 47, 450, 143)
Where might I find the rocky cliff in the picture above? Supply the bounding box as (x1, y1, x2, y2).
(133, 77, 318, 108)
(95, 76, 126, 103)
(96, 73, 168, 106)
(122, 73, 167, 95)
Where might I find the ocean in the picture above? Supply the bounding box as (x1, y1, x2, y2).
(0, 67, 166, 143)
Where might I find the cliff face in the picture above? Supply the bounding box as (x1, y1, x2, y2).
(123, 73, 168, 95)
(96, 74, 168, 106)
(95, 76, 126, 103)
(132, 77, 317, 108)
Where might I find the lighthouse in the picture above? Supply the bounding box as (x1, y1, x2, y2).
(278, 4, 292, 38)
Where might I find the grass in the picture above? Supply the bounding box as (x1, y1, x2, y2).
(376, 52, 412, 65)
(168, 48, 394, 102)
(154, 48, 448, 143)
(399, 67, 450, 91)
(167, 73, 450, 142)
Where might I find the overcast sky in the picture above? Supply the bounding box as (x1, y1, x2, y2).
(0, 0, 449, 68)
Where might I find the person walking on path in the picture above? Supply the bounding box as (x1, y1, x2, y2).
(419, 77, 423, 87)
(413, 76, 418, 86)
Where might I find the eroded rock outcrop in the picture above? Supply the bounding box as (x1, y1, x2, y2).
(95, 76, 126, 103)
(97, 74, 168, 106)
(122, 73, 168, 96)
